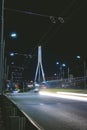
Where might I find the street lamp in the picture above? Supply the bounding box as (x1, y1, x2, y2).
(10, 32, 17, 38)
(76, 55, 86, 88)
(56, 62, 60, 79)
(62, 63, 66, 79)
(0, 0, 4, 93)
(56, 62, 66, 79)
(10, 52, 15, 56)
(76, 55, 86, 77)
(9, 32, 17, 39)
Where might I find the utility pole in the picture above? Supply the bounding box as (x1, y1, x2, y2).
(68, 67, 70, 80)
(84, 61, 86, 89)
(0, 0, 4, 94)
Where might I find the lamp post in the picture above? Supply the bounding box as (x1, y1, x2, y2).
(56, 62, 66, 80)
(83, 60, 86, 88)
(56, 62, 59, 79)
(76, 56, 86, 88)
(68, 67, 70, 80)
(0, 0, 4, 93)
(62, 63, 66, 79)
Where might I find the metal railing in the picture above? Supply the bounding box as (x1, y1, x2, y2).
(46, 76, 87, 89)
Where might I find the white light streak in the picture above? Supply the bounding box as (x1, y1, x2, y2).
(39, 91, 87, 102)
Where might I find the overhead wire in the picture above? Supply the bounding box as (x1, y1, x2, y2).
(5, 8, 50, 18)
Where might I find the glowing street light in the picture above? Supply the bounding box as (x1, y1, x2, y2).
(10, 52, 15, 56)
(10, 32, 17, 38)
(11, 33, 16, 37)
(76, 55, 80, 59)
(62, 64, 66, 67)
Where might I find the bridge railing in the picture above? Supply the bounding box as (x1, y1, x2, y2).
(46, 76, 87, 89)
(2, 94, 43, 130)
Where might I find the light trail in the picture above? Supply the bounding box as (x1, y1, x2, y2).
(39, 91, 87, 102)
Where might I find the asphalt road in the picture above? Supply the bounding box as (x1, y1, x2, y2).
(7, 92, 87, 130)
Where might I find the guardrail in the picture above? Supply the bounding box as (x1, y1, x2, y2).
(46, 76, 87, 89)
(2, 94, 43, 130)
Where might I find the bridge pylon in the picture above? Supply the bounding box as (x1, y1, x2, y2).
(34, 45, 46, 83)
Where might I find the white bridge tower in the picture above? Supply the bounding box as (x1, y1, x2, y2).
(34, 45, 46, 83)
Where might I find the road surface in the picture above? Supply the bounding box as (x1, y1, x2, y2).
(6, 92, 87, 130)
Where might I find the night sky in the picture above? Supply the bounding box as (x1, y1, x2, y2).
(0, 0, 87, 81)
